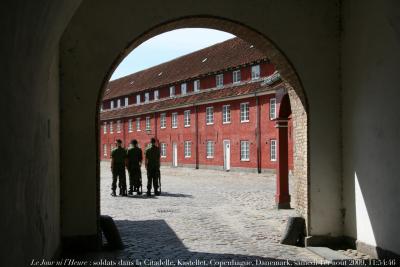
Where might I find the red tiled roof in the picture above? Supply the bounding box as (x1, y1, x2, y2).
(100, 80, 282, 121)
(103, 37, 267, 100)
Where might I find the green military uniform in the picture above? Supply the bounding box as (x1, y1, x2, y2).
(145, 144, 160, 194)
(127, 146, 143, 194)
(111, 146, 127, 195)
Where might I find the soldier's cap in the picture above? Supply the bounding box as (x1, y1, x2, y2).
(131, 139, 138, 145)
(150, 138, 156, 144)
(115, 139, 122, 144)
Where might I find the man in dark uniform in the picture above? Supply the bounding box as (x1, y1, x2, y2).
(126, 139, 143, 195)
(145, 138, 161, 196)
(111, 139, 127, 196)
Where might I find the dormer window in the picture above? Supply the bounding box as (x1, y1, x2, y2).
(194, 80, 200, 92)
(117, 99, 121, 108)
(233, 70, 241, 83)
(124, 97, 128, 106)
(216, 74, 223, 88)
(154, 90, 159, 100)
(181, 83, 187, 95)
(170, 86, 175, 97)
(110, 100, 114, 109)
(145, 92, 150, 103)
(136, 94, 140, 104)
(251, 65, 260, 80)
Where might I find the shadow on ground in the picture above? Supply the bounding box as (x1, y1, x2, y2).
(61, 219, 369, 266)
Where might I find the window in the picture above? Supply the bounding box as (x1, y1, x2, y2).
(136, 117, 140, 131)
(170, 86, 175, 97)
(270, 98, 277, 120)
(103, 122, 107, 134)
(206, 141, 214, 158)
(146, 116, 151, 130)
(240, 102, 249, 122)
(161, 143, 167, 158)
(251, 65, 260, 80)
(183, 110, 191, 127)
(184, 141, 191, 158)
(110, 100, 114, 109)
(160, 113, 166, 128)
(206, 106, 214, 125)
(136, 94, 140, 104)
(154, 90, 159, 100)
(240, 140, 250, 161)
(109, 121, 113, 133)
(222, 105, 231, 124)
(128, 119, 133, 132)
(194, 80, 200, 92)
(145, 92, 150, 103)
(117, 99, 121, 108)
(181, 83, 187, 95)
(116, 120, 121, 133)
(216, 74, 223, 88)
(171, 112, 178, 128)
(270, 139, 277, 161)
(233, 70, 241, 83)
(103, 144, 107, 156)
(124, 97, 129, 106)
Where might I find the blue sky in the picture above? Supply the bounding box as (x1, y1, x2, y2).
(110, 28, 235, 81)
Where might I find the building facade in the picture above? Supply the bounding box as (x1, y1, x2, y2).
(100, 38, 293, 172)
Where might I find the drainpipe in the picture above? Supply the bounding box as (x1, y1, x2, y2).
(256, 93, 261, 173)
(195, 105, 199, 169)
(154, 112, 158, 140)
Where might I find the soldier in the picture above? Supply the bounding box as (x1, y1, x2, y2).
(111, 139, 127, 196)
(126, 139, 143, 195)
(145, 138, 161, 196)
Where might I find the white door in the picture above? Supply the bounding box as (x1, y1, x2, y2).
(172, 142, 178, 167)
(223, 140, 231, 171)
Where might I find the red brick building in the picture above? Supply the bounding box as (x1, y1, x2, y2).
(100, 38, 293, 172)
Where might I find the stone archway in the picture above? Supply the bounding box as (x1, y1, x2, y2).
(61, 14, 310, 250)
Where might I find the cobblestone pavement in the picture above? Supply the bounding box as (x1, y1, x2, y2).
(95, 161, 327, 266)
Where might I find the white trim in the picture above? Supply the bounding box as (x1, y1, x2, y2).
(270, 139, 277, 161)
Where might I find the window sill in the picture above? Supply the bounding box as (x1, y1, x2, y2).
(184, 125, 191, 128)
(222, 121, 231, 125)
(161, 156, 167, 158)
(240, 120, 249, 123)
(206, 156, 214, 159)
(172, 126, 178, 129)
(240, 159, 250, 162)
(136, 130, 141, 132)
(206, 122, 214, 125)
(270, 159, 277, 162)
(185, 156, 191, 158)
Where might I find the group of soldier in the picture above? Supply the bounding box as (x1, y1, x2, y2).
(110, 137, 161, 197)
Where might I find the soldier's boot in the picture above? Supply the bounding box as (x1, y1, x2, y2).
(128, 186, 133, 195)
(155, 188, 160, 196)
(111, 190, 116, 197)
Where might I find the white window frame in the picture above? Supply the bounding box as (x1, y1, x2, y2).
(216, 74, 224, 88)
(194, 80, 200, 92)
(136, 117, 141, 131)
(181, 83, 187, 95)
(233, 70, 241, 83)
(128, 119, 133, 132)
(170, 86, 175, 97)
(110, 100, 114, 109)
(103, 122, 107, 134)
(240, 140, 250, 161)
(184, 141, 191, 158)
(124, 97, 128, 106)
(206, 106, 214, 125)
(161, 143, 167, 158)
(146, 116, 151, 131)
(222, 105, 231, 124)
(136, 94, 140, 104)
(240, 102, 250, 122)
(154, 90, 159, 100)
(117, 99, 121, 108)
(109, 121, 113, 133)
(270, 98, 277, 120)
(116, 120, 121, 133)
(103, 144, 107, 156)
(184, 110, 191, 127)
(145, 92, 150, 103)
(251, 64, 260, 80)
(206, 141, 214, 159)
(160, 113, 166, 128)
(171, 112, 178, 128)
(270, 139, 277, 161)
